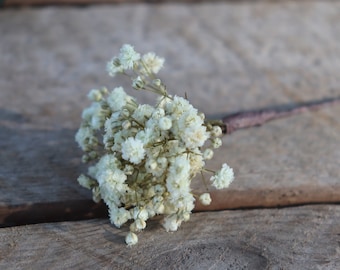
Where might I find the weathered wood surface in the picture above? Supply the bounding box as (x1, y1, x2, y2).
(1, 205, 339, 269)
(1, 2, 339, 214)
(0, 1, 339, 267)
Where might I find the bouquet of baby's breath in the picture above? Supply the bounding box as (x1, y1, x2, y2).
(76, 45, 234, 245)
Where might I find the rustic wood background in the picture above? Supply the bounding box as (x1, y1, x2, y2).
(0, 1, 339, 269)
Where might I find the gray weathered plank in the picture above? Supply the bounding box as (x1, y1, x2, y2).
(0, 2, 339, 220)
(1, 205, 339, 269)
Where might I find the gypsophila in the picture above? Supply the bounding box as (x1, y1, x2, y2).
(75, 44, 234, 246)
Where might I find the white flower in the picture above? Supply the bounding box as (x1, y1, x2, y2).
(135, 127, 154, 146)
(166, 155, 190, 191)
(77, 174, 96, 189)
(92, 186, 101, 203)
(121, 137, 145, 164)
(75, 126, 97, 151)
(203, 148, 214, 160)
(212, 137, 222, 149)
(109, 207, 131, 228)
(146, 156, 168, 177)
(211, 126, 223, 137)
(125, 231, 138, 246)
(132, 104, 154, 124)
(132, 76, 145, 90)
(162, 214, 182, 232)
(199, 193, 212, 205)
(81, 102, 107, 130)
(210, 163, 234, 189)
(87, 89, 103, 102)
(188, 151, 205, 176)
(107, 87, 131, 111)
(182, 124, 209, 149)
(106, 57, 123, 77)
(76, 44, 236, 246)
(130, 219, 146, 232)
(119, 44, 140, 70)
(158, 116, 172, 130)
(166, 95, 193, 118)
(142, 52, 165, 74)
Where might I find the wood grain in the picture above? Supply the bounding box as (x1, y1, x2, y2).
(1, 205, 339, 269)
(0, 2, 339, 226)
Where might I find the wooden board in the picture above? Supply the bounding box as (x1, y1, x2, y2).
(1, 205, 339, 269)
(1, 2, 339, 216)
(0, 3, 339, 267)
(0, 1, 340, 269)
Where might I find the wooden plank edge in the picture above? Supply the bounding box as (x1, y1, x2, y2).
(1, 184, 339, 227)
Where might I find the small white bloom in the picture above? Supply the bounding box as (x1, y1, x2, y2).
(121, 137, 146, 164)
(158, 116, 172, 130)
(100, 86, 109, 95)
(142, 52, 165, 74)
(212, 137, 222, 149)
(106, 57, 123, 77)
(152, 78, 162, 87)
(211, 126, 223, 137)
(107, 87, 131, 111)
(77, 174, 96, 189)
(166, 96, 193, 118)
(162, 214, 181, 232)
(199, 193, 212, 205)
(203, 148, 214, 160)
(210, 163, 234, 189)
(109, 207, 131, 228)
(154, 185, 166, 195)
(135, 218, 147, 231)
(87, 89, 102, 102)
(75, 126, 98, 151)
(119, 44, 140, 70)
(166, 155, 190, 191)
(92, 186, 101, 203)
(132, 76, 145, 90)
(132, 104, 154, 124)
(152, 108, 165, 119)
(131, 207, 149, 221)
(145, 158, 157, 171)
(138, 208, 149, 221)
(188, 151, 205, 176)
(125, 231, 138, 246)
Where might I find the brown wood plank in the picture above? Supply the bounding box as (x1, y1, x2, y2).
(1, 205, 339, 269)
(0, 2, 339, 225)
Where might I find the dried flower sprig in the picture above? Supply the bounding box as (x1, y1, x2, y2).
(75, 44, 234, 245)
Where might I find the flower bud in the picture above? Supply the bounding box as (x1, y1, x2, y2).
(125, 232, 138, 246)
(212, 138, 222, 149)
(152, 79, 161, 87)
(211, 126, 222, 137)
(87, 89, 102, 102)
(199, 193, 212, 205)
(132, 76, 145, 90)
(203, 148, 214, 160)
(159, 117, 172, 130)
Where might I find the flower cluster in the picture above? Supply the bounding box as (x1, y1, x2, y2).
(76, 44, 234, 246)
